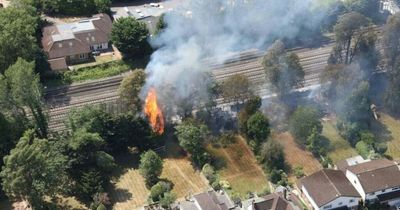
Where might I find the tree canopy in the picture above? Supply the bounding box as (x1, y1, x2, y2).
(221, 74, 253, 104)
(289, 106, 322, 146)
(262, 40, 304, 96)
(118, 69, 146, 112)
(139, 150, 163, 187)
(111, 17, 151, 58)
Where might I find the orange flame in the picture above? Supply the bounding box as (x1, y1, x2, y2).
(144, 88, 165, 135)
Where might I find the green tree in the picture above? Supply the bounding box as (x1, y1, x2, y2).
(159, 192, 176, 209)
(0, 6, 39, 73)
(262, 40, 304, 96)
(118, 69, 146, 112)
(330, 12, 371, 64)
(149, 181, 171, 202)
(1, 58, 47, 138)
(155, 14, 167, 35)
(175, 121, 210, 167)
(0, 130, 68, 209)
(343, 0, 381, 22)
(355, 141, 373, 158)
(111, 17, 151, 58)
(221, 74, 253, 104)
(238, 96, 261, 135)
(246, 112, 270, 149)
(139, 150, 163, 187)
(260, 140, 285, 171)
(383, 14, 400, 70)
(94, 0, 111, 13)
(289, 106, 322, 146)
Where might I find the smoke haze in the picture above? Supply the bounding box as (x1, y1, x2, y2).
(143, 0, 329, 116)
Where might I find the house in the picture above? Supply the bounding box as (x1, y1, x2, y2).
(340, 158, 400, 206)
(298, 169, 361, 210)
(242, 192, 297, 210)
(41, 13, 112, 70)
(179, 190, 239, 210)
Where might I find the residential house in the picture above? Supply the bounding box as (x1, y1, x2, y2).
(298, 169, 361, 210)
(41, 13, 112, 70)
(339, 158, 400, 206)
(242, 191, 297, 210)
(179, 190, 239, 210)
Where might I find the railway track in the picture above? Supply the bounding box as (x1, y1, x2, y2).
(46, 26, 383, 132)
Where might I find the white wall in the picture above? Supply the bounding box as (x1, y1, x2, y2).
(346, 171, 366, 200)
(346, 170, 400, 202)
(320, 197, 359, 210)
(302, 185, 359, 210)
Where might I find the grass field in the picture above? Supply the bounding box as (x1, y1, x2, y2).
(322, 120, 358, 163)
(109, 139, 208, 210)
(374, 113, 400, 160)
(206, 136, 269, 197)
(275, 132, 322, 181)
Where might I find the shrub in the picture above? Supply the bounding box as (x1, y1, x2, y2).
(294, 166, 305, 178)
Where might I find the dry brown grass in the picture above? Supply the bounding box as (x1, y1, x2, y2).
(110, 140, 208, 210)
(206, 136, 269, 196)
(275, 132, 322, 181)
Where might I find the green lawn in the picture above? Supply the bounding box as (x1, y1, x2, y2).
(322, 120, 358, 163)
(43, 58, 148, 88)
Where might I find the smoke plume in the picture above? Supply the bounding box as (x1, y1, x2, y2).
(143, 0, 328, 117)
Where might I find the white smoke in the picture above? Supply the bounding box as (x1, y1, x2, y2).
(143, 0, 327, 115)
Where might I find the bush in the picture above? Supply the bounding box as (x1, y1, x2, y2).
(149, 181, 172, 202)
(356, 141, 373, 159)
(375, 142, 388, 154)
(257, 187, 271, 197)
(64, 61, 131, 82)
(202, 164, 217, 183)
(321, 156, 333, 168)
(289, 106, 322, 146)
(294, 166, 305, 178)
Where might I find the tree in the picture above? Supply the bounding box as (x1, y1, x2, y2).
(260, 140, 285, 171)
(94, 0, 111, 13)
(383, 14, 400, 70)
(118, 69, 146, 112)
(221, 74, 253, 104)
(1, 58, 47, 138)
(385, 58, 400, 116)
(0, 130, 68, 209)
(246, 112, 270, 149)
(139, 150, 163, 187)
(330, 12, 371, 64)
(155, 14, 167, 35)
(262, 40, 304, 96)
(159, 192, 176, 209)
(175, 120, 210, 167)
(289, 106, 322, 146)
(356, 141, 373, 158)
(0, 6, 39, 73)
(238, 96, 261, 134)
(306, 127, 329, 156)
(149, 181, 171, 202)
(343, 0, 382, 22)
(111, 17, 151, 58)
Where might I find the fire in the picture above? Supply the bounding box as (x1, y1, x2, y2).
(144, 88, 165, 135)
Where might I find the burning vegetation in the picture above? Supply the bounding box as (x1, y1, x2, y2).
(144, 88, 165, 135)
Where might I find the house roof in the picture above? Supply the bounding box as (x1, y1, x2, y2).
(253, 193, 294, 210)
(346, 159, 400, 193)
(299, 169, 360, 207)
(41, 13, 112, 60)
(192, 190, 235, 210)
(48, 58, 68, 70)
(336, 156, 370, 172)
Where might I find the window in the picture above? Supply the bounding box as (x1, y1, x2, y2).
(79, 54, 85, 59)
(354, 180, 357, 184)
(58, 43, 63, 48)
(370, 192, 375, 196)
(338, 202, 343, 205)
(393, 187, 399, 190)
(91, 36, 95, 42)
(382, 189, 386, 193)
(69, 42, 73, 47)
(324, 205, 332, 209)
(349, 199, 354, 203)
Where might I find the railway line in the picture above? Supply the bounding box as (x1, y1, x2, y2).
(45, 26, 383, 132)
